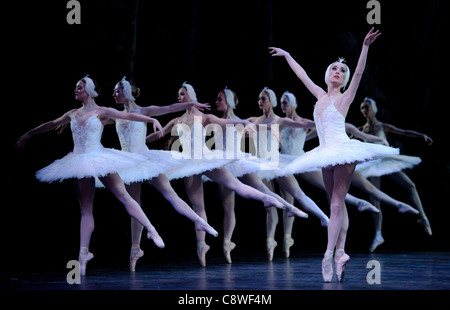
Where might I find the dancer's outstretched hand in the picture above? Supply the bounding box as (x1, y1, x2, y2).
(193, 102, 211, 111)
(268, 47, 289, 57)
(363, 27, 381, 46)
(152, 119, 164, 139)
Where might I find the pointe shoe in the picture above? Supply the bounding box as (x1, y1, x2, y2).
(223, 240, 236, 264)
(357, 200, 379, 213)
(195, 218, 219, 237)
(197, 241, 210, 267)
(398, 203, 419, 214)
(267, 238, 277, 261)
(369, 235, 384, 252)
(322, 250, 333, 283)
(286, 205, 309, 219)
(282, 236, 294, 258)
(263, 195, 285, 210)
(418, 217, 432, 236)
(147, 228, 165, 249)
(130, 246, 144, 272)
(79, 247, 94, 276)
(335, 251, 350, 282)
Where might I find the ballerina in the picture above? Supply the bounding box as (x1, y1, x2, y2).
(270, 28, 411, 282)
(246, 87, 329, 260)
(359, 97, 432, 251)
(16, 76, 165, 275)
(305, 118, 419, 216)
(277, 91, 380, 258)
(112, 77, 219, 271)
(211, 87, 310, 262)
(146, 82, 307, 267)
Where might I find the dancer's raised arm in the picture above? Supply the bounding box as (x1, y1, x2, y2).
(269, 47, 326, 99)
(342, 27, 381, 106)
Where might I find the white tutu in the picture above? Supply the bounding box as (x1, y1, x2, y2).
(36, 114, 148, 183)
(201, 150, 271, 182)
(200, 122, 277, 182)
(257, 153, 302, 180)
(114, 119, 236, 183)
(36, 148, 151, 183)
(356, 154, 421, 178)
(280, 103, 399, 176)
(164, 149, 236, 181)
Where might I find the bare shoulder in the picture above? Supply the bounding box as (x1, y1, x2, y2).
(248, 116, 262, 124)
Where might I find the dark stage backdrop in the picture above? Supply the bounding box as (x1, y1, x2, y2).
(4, 0, 446, 276)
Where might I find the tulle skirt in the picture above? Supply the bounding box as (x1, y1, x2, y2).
(201, 151, 269, 182)
(356, 154, 421, 178)
(280, 139, 399, 176)
(164, 149, 237, 181)
(36, 148, 148, 183)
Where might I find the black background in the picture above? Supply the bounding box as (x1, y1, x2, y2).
(3, 0, 446, 277)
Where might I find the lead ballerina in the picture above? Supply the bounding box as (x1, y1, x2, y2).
(270, 28, 416, 282)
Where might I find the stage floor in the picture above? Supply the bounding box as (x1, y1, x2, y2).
(2, 251, 449, 291)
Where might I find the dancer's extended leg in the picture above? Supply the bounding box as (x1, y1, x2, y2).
(99, 173, 164, 249)
(300, 170, 378, 213)
(239, 173, 309, 218)
(389, 171, 431, 235)
(276, 175, 329, 226)
(204, 167, 288, 210)
(351, 171, 418, 214)
(151, 174, 218, 237)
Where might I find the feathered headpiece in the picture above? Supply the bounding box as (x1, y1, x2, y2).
(262, 87, 277, 108)
(120, 76, 136, 101)
(364, 97, 378, 115)
(223, 86, 236, 110)
(282, 91, 297, 109)
(82, 75, 99, 98)
(182, 81, 198, 103)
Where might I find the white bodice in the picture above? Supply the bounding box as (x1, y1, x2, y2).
(71, 114, 104, 154)
(313, 102, 350, 147)
(176, 119, 211, 158)
(280, 127, 306, 156)
(374, 127, 387, 144)
(218, 115, 244, 153)
(116, 119, 149, 154)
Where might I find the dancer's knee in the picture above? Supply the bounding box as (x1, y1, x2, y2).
(79, 203, 94, 216)
(329, 201, 344, 218)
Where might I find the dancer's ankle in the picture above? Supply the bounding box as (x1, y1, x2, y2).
(335, 248, 345, 258)
(324, 249, 334, 257)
